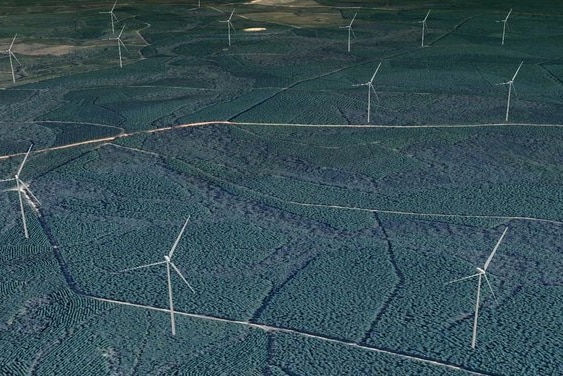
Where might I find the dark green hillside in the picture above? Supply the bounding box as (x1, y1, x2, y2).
(1, 1, 562, 374)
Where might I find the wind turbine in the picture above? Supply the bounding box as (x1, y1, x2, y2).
(339, 12, 357, 53)
(447, 227, 509, 349)
(100, 0, 119, 34)
(220, 9, 235, 47)
(496, 9, 512, 45)
(119, 216, 195, 336)
(418, 10, 431, 47)
(497, 61, 523, 122)
(353, 62, 382, 123)
(4, 34, 22, 83)
(1, 144, 40, 239)
(107, 24, 127, 68)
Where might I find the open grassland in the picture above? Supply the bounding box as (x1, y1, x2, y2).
(1, 0, 562, 375)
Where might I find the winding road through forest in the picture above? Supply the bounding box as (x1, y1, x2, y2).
(2, 119, 562, 226)
(91, 296, 491, 375)
(2, 119, 563, 162)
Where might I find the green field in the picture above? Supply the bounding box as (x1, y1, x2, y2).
(1, 1, 562, 375)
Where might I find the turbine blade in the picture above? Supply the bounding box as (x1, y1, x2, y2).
(371, 84, 380, 102)
(483, 227, 508, 271)
(168, 215, 191, 259)
(511, 61, 524, 81)
(111, 0, 118, 11)
(350, 27, 356, 39)
(16, 144, 33, 177)
(118, 24, 125, 38)
(370, 62, 382, 83)
(9, 34, 17, 50)
(423, 9, 431, 22)
(445, 273, 480, 285)
(229, 21, 236, 32)
(22, 184, 41, 206)
(349, 12, 357, 26)
(170, 262, 195, 293)
(112, 12, 119, 22)
(10, 51, 22, 66)
(119, 260, 166, 273)
(118, 39, 128, 51)
(229, 9, 235, 20)
(505, 19, 512, 33)
(482, 273, 498, 303)
(505, 8, 512, 21)
(511, 82, 518, 100)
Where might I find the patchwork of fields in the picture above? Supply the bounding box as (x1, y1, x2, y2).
(1, 1, 562, 375)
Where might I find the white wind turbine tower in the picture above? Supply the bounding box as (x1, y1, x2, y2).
(107, 25, 127, 68)
(100, 0, 119, 34)
(497, 61, 523, 122)
(353, 62, 382, 123)
(419, 10, 431, 47)
(1, 144, 40, 239)
(220, 9, 236, 47)
(119, 216, 195, 336)
(4, 34, 22, 83)
(339, 12, 357, 53)
(496, 9, 512, 45)
(447, 227, 509, 349)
